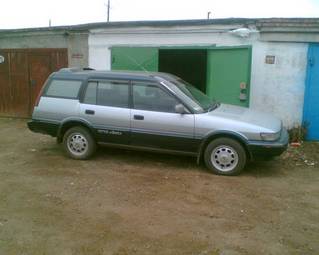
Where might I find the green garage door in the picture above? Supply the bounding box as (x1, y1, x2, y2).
(111, 47, 159, 71)
(206, 47, 251, 107)
(111, 46, 252, 107)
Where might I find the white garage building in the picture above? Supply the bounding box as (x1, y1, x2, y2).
(88, 18, 319, 140)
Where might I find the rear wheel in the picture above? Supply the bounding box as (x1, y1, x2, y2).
(204, 137, 246, 175)
(63, 126, 96, 160)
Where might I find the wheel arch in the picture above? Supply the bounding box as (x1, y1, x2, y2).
(197, 131, 251, 164)
(57, 118, 96, 143)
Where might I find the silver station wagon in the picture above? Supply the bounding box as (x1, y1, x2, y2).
(28, 68, 289, 175)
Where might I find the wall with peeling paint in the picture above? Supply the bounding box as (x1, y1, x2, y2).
(250, 41, 307, 128)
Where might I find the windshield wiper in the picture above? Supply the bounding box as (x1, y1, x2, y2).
(206, 102, 220, 112)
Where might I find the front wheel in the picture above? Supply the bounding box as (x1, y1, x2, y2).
(63, 126, 96, 160)
(204, 138, 247, 175)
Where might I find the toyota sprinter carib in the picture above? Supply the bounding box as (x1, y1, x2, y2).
(28, 68, 289, 175)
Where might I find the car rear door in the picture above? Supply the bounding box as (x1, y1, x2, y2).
(130, 81, 197, 153)
(79, 79, 130, 144)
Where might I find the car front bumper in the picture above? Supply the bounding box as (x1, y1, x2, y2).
(247, 128, 289, 160)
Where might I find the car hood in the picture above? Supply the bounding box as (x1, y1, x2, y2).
(209, 104, 282, 133)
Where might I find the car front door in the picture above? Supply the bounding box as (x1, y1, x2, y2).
(130, 81, 197, 153)
(79, 79, 130, 144)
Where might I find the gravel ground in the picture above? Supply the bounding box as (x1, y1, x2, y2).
(0, 118, 318, 255)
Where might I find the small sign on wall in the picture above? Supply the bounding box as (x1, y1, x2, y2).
(0, 55, 5, 64)
(265, 55, 275, 64)
(71, 53, 84, 59)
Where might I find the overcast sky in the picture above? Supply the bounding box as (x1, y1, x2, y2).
(1, 0, 319, 29)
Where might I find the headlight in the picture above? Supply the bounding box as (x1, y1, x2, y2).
(260, 132, 280, 141)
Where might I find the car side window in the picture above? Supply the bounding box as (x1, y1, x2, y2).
(83, 80, 129, 108)
(132, 83, 179, 113)
(45, 79, 82, 99)
(83, 81, 97, 104)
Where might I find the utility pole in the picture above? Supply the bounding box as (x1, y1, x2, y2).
(207, 11, 211, 19)
(107, 0, 110, 22)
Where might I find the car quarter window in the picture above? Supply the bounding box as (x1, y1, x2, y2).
(83, 81, 97, 104)
(132, 83, 179, 113)
(83, 80, 129, 108)
(45, 79, 82, 98)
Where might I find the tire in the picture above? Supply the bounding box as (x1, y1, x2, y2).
(204, 137, 247, 176)
(63, 126, 96, 160)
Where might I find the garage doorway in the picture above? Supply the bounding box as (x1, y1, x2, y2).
(158, 49, 207, 92)
(111, 46, 251, 107)
(0, 49, 68, 117)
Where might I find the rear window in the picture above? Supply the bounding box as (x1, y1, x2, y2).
(45, 79, 82, 99)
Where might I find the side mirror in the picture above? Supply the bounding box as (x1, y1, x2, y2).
(175, 104, 187, 114)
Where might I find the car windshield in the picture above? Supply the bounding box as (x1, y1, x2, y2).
(164, 78, 219, 113)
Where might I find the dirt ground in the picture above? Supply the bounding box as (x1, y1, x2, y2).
(0, 118, 318, 255)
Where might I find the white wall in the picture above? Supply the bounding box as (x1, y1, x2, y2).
(250, 41, 307, 128)
(88, 26, 308, 127)
(89, 45, 111, 70)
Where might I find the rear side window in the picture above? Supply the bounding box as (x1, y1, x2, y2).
(83, 80, 129, 108)
(83, 82, 97, 104)
(45, 79, 82, 99)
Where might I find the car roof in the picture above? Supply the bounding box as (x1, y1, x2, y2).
(51, 68, 179, 83)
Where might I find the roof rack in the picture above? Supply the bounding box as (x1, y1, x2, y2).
(58, 67, 95, 72)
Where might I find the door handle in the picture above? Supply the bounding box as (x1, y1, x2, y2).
(134, 114, 144, 120)
(85, 109, 95, 115)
